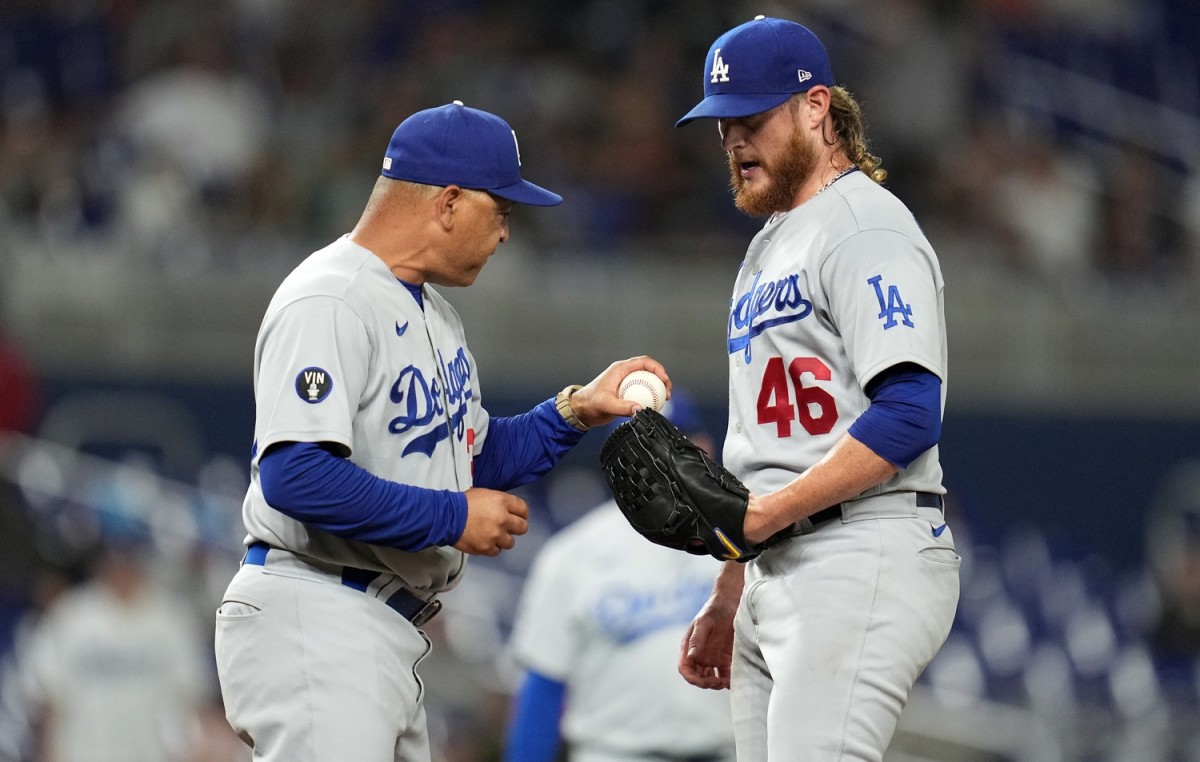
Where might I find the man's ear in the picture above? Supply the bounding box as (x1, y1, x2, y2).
(435, 185, 465, 231)
(803, 86, 832, 128)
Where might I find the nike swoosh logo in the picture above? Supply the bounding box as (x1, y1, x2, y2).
(395, 321, 409, 336)
(931, 523, 947, 537)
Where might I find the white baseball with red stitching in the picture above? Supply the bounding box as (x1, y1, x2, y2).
(618, 370, 666, 411)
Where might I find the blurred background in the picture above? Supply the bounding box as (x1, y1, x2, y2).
(0, 0, 1199, 759)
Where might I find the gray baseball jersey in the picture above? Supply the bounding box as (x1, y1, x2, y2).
(243, 234, 489, 593)
(510, 502, 736, 760)
(723, 170, 947, 496)
(22, 574, 209, 761)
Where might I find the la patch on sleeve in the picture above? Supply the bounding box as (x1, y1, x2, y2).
(296, 367, 333, 403)
(868, 274, 914, 329)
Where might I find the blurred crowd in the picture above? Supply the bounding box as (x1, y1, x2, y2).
(0, 0, 1198, 284)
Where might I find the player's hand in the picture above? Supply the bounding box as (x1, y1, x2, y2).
(678, 592, 737, 690)
(569, 356, 671, 428)
(453, 487, 529, 556)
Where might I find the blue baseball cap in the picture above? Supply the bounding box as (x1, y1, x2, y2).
(382, 101, 563, 206)
(676, 16, 834, 127)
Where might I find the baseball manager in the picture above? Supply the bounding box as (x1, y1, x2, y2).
(213, 101, 669, 762)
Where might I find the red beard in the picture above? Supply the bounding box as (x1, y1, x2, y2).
(728, 131, 819, 216)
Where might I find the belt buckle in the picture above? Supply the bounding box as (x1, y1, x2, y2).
(410, 598, 443, 628)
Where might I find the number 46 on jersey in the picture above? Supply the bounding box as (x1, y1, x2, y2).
(757, 356, 837, 437)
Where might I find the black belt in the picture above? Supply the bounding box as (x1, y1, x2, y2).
(809, 490, 943, 527)
(764, 491, 944, 547)
(243, 542, 443, 627)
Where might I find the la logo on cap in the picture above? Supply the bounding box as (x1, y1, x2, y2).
(710, 48, 730, 83)
(676, 16, 835, 127)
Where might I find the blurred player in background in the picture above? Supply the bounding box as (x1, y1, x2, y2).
(673, 16, 960, 760)
(18, 525, 212, 762)
(504, 391, 736, 762)
(213, 101, 669, 762)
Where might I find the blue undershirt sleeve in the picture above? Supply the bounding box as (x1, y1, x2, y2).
(473, 398, 586, 491)
(504, 670, 566, 762)
(847, 363, 942, 469)
(258, 441, 468, 550)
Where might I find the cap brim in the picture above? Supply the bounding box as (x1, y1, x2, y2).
(490, 179, 563, 207)
(675, 92, 795, 127)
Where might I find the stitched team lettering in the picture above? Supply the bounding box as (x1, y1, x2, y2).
(439, 348, 472, 442)
(868, 275, 914, 329)
(388, 347, 473, 457)
(727, 269, 813, 362)
(594, 578, 712, 645)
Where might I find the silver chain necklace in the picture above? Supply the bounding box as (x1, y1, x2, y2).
(812, 165, 856, 199)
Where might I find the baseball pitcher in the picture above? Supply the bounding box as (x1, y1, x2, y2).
(659, 16, 960, 761)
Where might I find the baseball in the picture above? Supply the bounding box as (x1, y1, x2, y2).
(618, 370, 667, 412)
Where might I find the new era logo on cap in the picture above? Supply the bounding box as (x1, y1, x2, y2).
(677, 15, 835, 127)
(381, 101, 562, 207)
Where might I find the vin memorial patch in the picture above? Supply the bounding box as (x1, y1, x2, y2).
(296, 367, 333, 404)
